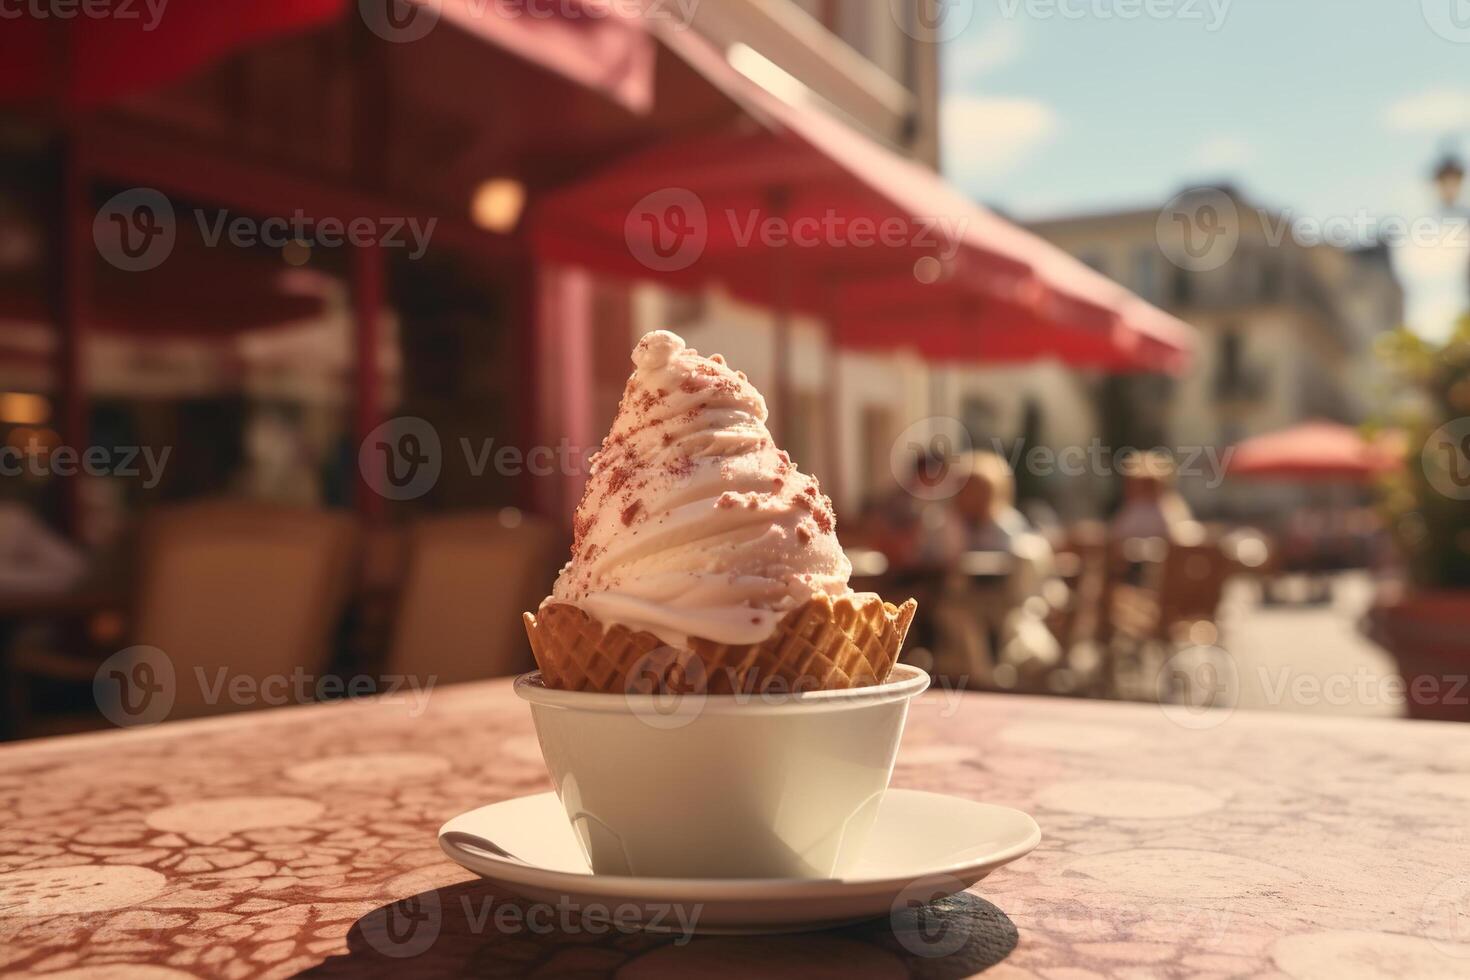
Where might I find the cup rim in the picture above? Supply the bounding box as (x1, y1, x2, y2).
(514, 663, 931, 715)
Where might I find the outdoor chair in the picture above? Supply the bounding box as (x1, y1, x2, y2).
(1155, 541, 1236, 644)
(384, 510, 562, 686)
(8, 501, 358, 735)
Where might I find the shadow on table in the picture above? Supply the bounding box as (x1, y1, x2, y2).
(300, 879, 1018, 978)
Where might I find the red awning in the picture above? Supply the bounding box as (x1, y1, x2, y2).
(0, 0, 654, 114)
(839, 304, 1191, 375)
(1227, 421, 1403, 482)
(532, 22, 1193, 374)
(0, 244, 327, 340)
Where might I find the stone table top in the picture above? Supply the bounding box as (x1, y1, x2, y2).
(3, 679, 1469, 978)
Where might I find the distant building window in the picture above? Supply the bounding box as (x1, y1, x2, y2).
(1213, 326, 1267, 401)
(664, 291, 705, 328)
(1232, 250, 1261, 298)
(1077, 250, 1109, 278)
(1219, 328, 1243, 384)
(1132, 247, 1158, 301)
(962, 396, 998, 448)
(1259, 255, 1282, 300)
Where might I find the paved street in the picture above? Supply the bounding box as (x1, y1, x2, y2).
(1216, 573, 1404, 719)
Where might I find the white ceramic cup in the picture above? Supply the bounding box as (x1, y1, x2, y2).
(514, 664, 930, 879)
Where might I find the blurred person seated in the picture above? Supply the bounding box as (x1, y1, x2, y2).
(234, 408, 323, 507)
(0, 501, 87, 596)
(1110, 451, 1196, 544)
(1020, 498, 1065, 550)
(848, 448, 974, 574)
(930, 451, 1062, 689)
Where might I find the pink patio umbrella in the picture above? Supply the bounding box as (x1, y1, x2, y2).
(1227, 421, 1404, 482)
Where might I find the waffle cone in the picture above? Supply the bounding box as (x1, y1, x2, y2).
(523, 593, 917, 694)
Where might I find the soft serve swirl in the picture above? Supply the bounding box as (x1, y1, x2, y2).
(549, 330, 856, 647)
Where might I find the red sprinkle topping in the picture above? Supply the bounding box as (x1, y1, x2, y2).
(603, 466, 633, 498)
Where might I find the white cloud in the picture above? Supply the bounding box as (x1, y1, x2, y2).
(1404, 287, 1467, 342)
(1382, 88, 1470, 132)
(947, 19, 1024, 83)
(1186, 135, 1256, 172)
(941, 96, 1059, 191)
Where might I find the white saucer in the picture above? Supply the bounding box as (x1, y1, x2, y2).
(438, 789, 1040, 934)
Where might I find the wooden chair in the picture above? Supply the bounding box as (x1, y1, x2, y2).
(1155, 541, 1236, 644)
(10, 501, 358, 734)
(384, 510, 562, 686)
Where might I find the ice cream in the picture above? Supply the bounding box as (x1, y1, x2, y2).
(526, 330, 915, 692)
(548, 330, 854, 647)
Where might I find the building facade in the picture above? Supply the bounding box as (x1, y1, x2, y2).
(1026, 187, 1405, 518)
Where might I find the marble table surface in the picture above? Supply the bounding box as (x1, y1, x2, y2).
(3, 679, 1469, 979)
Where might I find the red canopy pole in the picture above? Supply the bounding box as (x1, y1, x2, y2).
(515, 252, 541, 514)
(768, 187, 792, 447)
(53, 137, 89, 539)
(351, 18, 388, 524)
(534, 265, 594, 522)
(352, 242, 385, 524)
(822, 282, 846, 512)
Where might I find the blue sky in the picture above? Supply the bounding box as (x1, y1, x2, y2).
(939, 0, 1470, 336)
